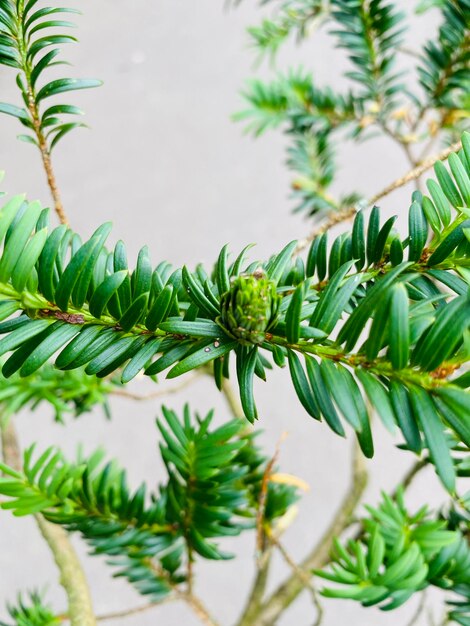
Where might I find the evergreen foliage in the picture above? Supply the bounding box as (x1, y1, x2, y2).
(0, 406, 298, 598)
(0, 0, 100, 151)
(0, 592, 59, 626)
(418, 0, 470, 110)
(238, 0, 470, 216)
(0, 2, 468, 625)
(0, 363, 116, 422)
(0, 138, 468, 490)
(316, 490, 470, 623)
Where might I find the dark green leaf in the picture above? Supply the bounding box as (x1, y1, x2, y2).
(167, 337, 236, 379)
(55, 223, 112, 311)
(20, 322, 80, 376)
(427, 219, 470, 266)
(352, 210, 366, 269)
(408, 201, 427, 262)
(285, 284, 304, 343)
(88, 270, 128, 318)
(236, 346, 258, 422)
(182, 267, 219, 319)
(159, 319, 222, 338)
(410, 387, 455, 492)
(305, 356, 345, 436)
(389, 382, 421, 453)
(366, 206, 380, 266)
(216, 244, 230, 295)
(266, 240, 297, 283)
(287, 350, 320, 420)
(434, 161, 462, 209)
(0, 200, 42, 282)
(145, 285, 174, 331)
(356, 369, 396, 433)
(338, 263, 412, 350)
(388, 283, 410, 369)
(412, 296, 470, 370)
(119, 292, 149, 332)
(36, 78, 102, 103)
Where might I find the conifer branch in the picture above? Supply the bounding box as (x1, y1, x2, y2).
(110, 372, 201, 401)
(0, 5, 469, 624)
(0, 0, 101, 223)
(14, 0, 67, 223)
(296, 139, 463, 253)
(249, 442, 368, 625)
(235, 549, 273, 626)
(0, 419, 96, 626)
(269, 532, 324, 626)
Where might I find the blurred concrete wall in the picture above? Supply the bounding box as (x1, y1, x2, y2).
(0, 2, 447, 625)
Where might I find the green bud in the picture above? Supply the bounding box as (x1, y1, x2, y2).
(218, 271, 280, 345)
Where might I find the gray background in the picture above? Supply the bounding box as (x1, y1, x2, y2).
(0, 2, 452, 625)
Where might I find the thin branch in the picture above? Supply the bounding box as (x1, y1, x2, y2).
(406, 592, 428, 626)
(110, 372, 201, 401)
(95, 599, 172, 622)
(0, 418, 22, 471)
(295, 140, 462, 253)
(270, 533, 324, 626)
(62, 592, 219, 624)
(146, 560, 220, 626)
(236, 547, 273, 626)
(182, 593, 221, 626)
(57, 599, 172, 623)
(393, 457, 429, 497)
(368, 141, 461, 205)
(256, 433, 287, 556)
(250, 441, 368, 626)
(416, 115, 444, 163)
(0, 419, 96, 626)
(33, 125, 67, 225)
(186, 543, 194, 595)
(237, 435, 289, 626)
(380, 122, 418, 171)
(16, 0, 68, 225)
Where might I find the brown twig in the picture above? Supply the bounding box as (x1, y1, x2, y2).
(110, 372, 201, 401)
(34, 131, 67, 225)
(16, 0, 68, 225)
(95, 599, 172, 621)
(269, 533, 324, 626)
(295, 140, 462, 254)
(250, 441, 368, 626)
(0, 419, 96, 626)
(61, 591, 219, 624)
(393, 457, 429, 498)
(236, 435, 291, 626)
(368, 140, 461, 205)
(256, 433, 287, 556)
(145, 559, 219, 626)
(380, 122, 418, 171)
(236, 547, 273, 626)
(183, 593, 220, 626)
(186, 544, 194, 595)
(57, 599, 171, 622)
(406, 591, 428, 626)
